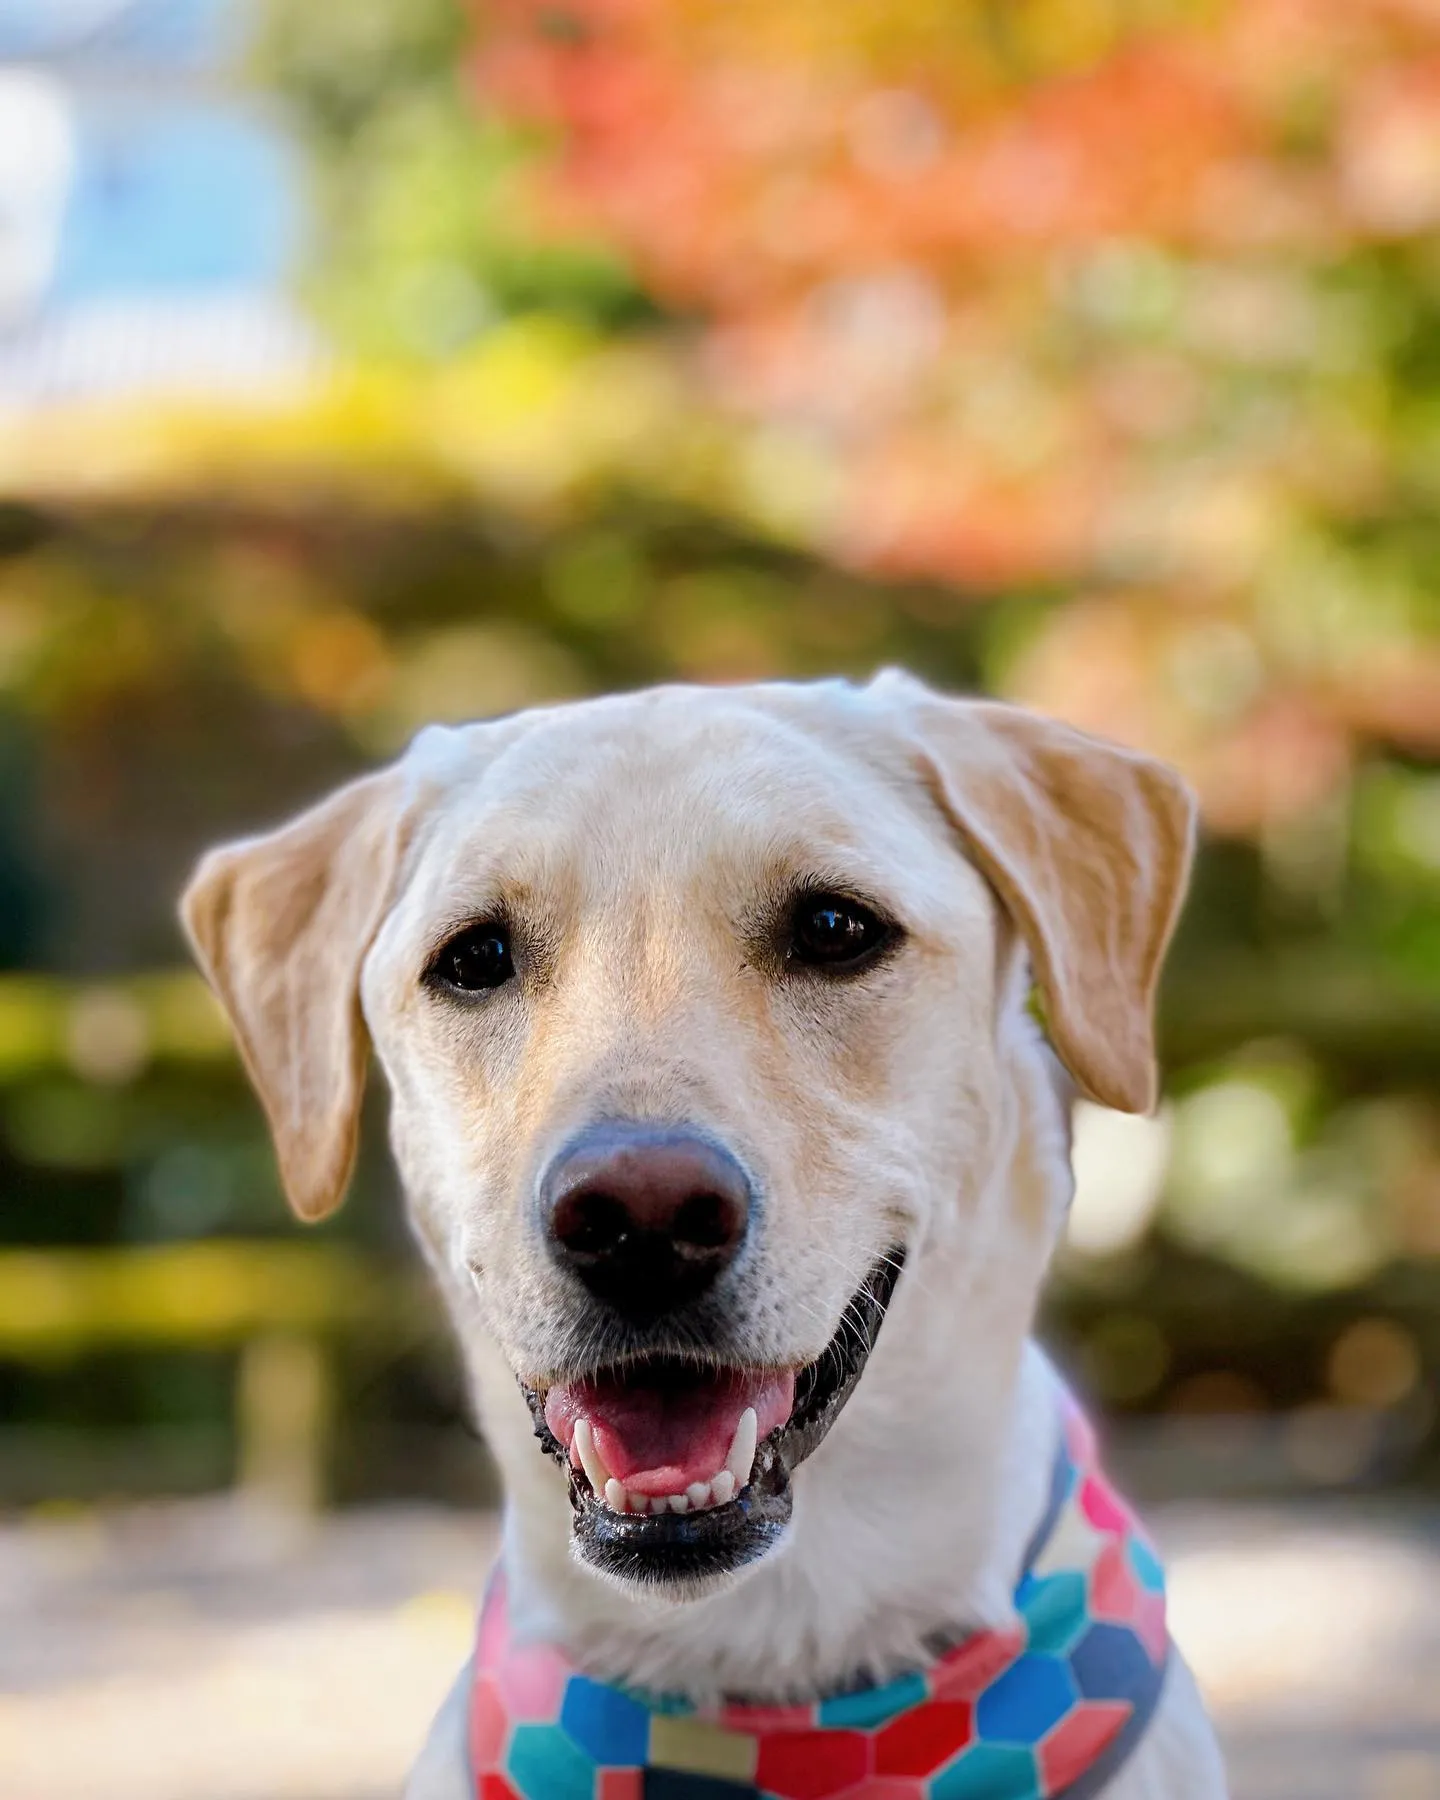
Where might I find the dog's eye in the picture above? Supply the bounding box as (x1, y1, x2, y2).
(430, 923, 515, 992)
(789, 893, 893, 971)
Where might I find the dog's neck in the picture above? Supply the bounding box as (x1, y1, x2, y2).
(469, 1001, 1076, 1703)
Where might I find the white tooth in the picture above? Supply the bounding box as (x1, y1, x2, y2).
(686, 1481, 712, 1509)
(604, 1478, 628, 1513)
(628, 1490, 651, 1514)
(711, 1469, 736, 1505)
(725, 1408, 757, 1489)
(649, 1495, 669, 1515)
(668, 1494, 690, 1513)
(573, 1418, 610, 1495)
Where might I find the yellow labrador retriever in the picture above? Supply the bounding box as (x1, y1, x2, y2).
(183, 671, 1227, 1799)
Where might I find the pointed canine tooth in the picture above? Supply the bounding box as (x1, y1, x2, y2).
(711, 1469, 736, 1505)
(685, 1481, 711, 1509)
(668, 1494, 690, 1514)
(573, 1418, 610, 1495)
(604, 1478, 628, 1513)
(724, 1407, 758, 1489)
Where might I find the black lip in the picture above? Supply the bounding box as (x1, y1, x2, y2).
(522, 1247, 906, 1588)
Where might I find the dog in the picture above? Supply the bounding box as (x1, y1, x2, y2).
(182, 670, 1228, 1799)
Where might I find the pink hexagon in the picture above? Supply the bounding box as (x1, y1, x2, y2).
(495, 1643, 568, 1723)
(931, 1625, 1024, 1701)
(1090, 1538, 1139, 1622)
(477, 1578, 510, 1669)
(1136, 1590, 1168, 1662)
(1079, 1475, 1129, 1535)
(1038, 1699, 1129, 1790)
(469, 1673, 509, 1768)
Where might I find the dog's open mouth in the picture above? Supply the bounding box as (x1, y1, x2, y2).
(522, 1248, 905, 1586)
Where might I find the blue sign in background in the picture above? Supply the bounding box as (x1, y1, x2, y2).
(51, 104, 299, 301)
(1, 0, 302, 311)
(0, 0, 239, 69)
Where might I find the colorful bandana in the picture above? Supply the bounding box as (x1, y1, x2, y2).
(468, 1399, 1168, 1800)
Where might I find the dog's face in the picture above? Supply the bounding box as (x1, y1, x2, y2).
(182, 673, 1193, 1595)
(362, 686, 1002, 1586)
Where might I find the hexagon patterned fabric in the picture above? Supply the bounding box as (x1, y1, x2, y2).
(467, 1397, 1168, 1799)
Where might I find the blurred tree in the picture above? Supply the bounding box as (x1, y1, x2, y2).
(255, 0, 648, 356)
(0, 0, 1437, 1499)
(469, 0, 1440, 836)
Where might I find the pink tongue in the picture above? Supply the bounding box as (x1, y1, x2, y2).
(545, 1368, 795, 1497)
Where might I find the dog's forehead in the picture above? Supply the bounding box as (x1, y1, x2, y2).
(401, 682, 935, 888)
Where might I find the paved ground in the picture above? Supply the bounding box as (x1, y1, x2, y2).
(0, 1497, 1436, 1799)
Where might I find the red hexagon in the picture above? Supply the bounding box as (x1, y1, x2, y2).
(1038, 1700, 1129, 1790)
(598, 1772, 643, 1800)
(756, 1728, 869, 1798)
(479, 1776, 522, 1800)
(931, 1625, 1024, 1701)
(874, 1699, 975, 1776)
(834, 1781, 927, 1800)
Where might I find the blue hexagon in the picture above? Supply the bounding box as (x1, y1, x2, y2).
(1072, 1622, 1154, 1701)
(932, 1742, 1041, 1798)
(506, 1721, 596, 1800)
(818, 1667, 927, 1729)
(560, 1674, 649, 1764)
(1016, 1571, 1088, 1656)
(975, 1654, 1074, 1744)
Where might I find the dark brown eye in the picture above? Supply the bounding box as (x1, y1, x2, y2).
(430, 923, 515, 992)
(789, 893, 893, 971)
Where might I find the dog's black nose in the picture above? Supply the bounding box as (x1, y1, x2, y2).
(541, 1124, 752, 1320)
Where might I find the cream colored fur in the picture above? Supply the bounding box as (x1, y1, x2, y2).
(181, 673, 1227, 1798)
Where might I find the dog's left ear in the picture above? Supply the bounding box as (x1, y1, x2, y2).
(870, 670, 1197, 1115)
(180, 767, 411, 1222)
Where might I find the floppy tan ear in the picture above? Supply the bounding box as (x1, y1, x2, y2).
(180, 769, 409, 1221)
(871, 671, 1197, 1115)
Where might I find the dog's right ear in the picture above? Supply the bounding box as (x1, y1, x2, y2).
(180, 768, 409, 1223)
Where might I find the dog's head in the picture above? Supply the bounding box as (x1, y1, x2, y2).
(182, 673, 1193, 1595)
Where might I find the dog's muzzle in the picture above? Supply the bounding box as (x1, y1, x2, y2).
(521, 1246, 906, 1588)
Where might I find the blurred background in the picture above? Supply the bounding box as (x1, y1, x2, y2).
(1, 1, 1438, 1796)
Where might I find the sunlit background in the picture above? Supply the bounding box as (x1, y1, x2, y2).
(1, 2, 1438, 1796)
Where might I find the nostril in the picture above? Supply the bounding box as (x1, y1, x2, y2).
(540, 1124, 754, 1317)
(672, 1191, 740, 1256)
(552, 1190, 631, 1260)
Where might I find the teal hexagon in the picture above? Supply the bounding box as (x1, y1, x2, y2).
(818, 1667, 927, 1729)
(507, 1721, 596, 1800)
(933, 1742, 1041, 1799)
(1017, 1571, 1089, 1656)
